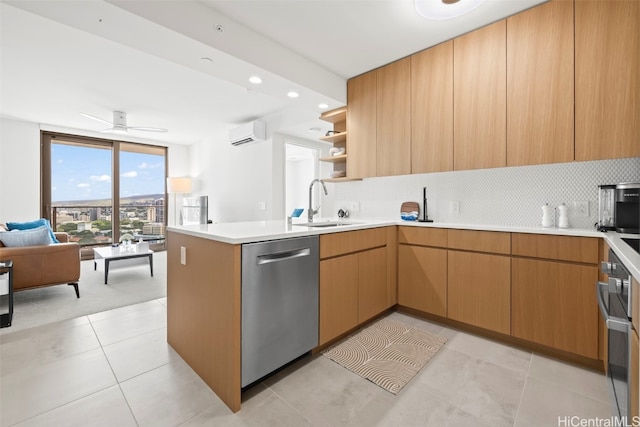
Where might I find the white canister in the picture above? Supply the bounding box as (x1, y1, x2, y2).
(558, 204, 570, 228)
(542, 204, 554, 228)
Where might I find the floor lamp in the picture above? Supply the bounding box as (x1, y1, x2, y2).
(166, 177, 192, 226)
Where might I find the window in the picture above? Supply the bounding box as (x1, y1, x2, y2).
(41, 132, 167, 250)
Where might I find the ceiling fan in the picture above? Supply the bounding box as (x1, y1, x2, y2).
(80, 111, 168, 133)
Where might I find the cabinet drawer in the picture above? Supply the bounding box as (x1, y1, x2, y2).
(512, 233, 598, 264)
(398, 226, 447, 247)
(447, 229, 510, 255)
(320, 227, 387, 259)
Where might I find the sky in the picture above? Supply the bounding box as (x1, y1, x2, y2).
(51, 143, 165, 202)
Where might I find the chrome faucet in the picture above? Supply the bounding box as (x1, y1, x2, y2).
(308, 179, 328, 223)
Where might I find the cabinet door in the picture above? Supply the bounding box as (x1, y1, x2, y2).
(453, 20, 506, 171)
(512, 258, 599, 358)
(347, 71, 377, 178)
(376, 58, 411, 177)
(575, 0, 640, 160)
(398, 245, 447, 316)
(447, 251, 511, 335)
(319, 254, 359, 345)
(411, 41, 453, 174)
(506, 0, 574, 166)
(358, 247, 388, 323)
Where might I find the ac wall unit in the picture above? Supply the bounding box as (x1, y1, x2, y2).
(229, 120, 266, 146)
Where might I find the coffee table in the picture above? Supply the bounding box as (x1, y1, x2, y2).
(93, 245, 153, 284)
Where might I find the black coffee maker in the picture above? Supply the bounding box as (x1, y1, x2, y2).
(615, 183, 640, 234)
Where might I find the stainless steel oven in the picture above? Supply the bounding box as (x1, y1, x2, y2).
(598, 249, 633, 422)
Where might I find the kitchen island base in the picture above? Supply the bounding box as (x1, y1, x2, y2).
(167, 231, 241, 412)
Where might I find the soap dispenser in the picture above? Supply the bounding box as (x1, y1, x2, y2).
(541, 204, 554, 228)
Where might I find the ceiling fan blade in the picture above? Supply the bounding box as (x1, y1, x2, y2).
(127, 126, 168, 133)
(80, 112, 113, 126)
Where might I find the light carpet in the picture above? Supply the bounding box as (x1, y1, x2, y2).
(0, 251, 166, 334)
(323, 317, 447, 394)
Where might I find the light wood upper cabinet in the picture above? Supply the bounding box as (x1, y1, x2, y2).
(411, 41, 453, 174)
(506, 0, 574, 166)
(453, 20, 506, 171)
(377, 58, 411, 177)
(575, 0, 640, 161)
(347, 70, 377, 179)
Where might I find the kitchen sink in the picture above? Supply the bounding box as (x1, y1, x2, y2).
(292, 221, 361, 228)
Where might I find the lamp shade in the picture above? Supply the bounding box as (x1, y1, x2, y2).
(167, 177, 192, 194)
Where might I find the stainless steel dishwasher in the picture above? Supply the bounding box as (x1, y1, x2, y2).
(241, 235, 319, 387)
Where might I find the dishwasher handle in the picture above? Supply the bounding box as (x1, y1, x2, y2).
(596, 281, 631, 333)
(257, 247, 311, 265)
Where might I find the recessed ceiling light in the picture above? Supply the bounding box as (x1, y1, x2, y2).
(287, 91, 299, 98)
(318, 103, 329, 109)
(249, 76, 262, 84)
(415, 0, 486, 20)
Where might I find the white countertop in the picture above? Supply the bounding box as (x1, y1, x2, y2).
(167, 219, 640, 280)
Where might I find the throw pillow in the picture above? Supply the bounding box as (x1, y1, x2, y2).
(0, 226, 53, 247)
(6, 218, 59, 244)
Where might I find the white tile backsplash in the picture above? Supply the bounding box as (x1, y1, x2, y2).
(332, 158, 640, 230)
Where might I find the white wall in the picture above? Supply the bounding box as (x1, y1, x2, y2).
(189, 130, 275, 223)
(0, 119, 41, 221)
(0, 117, 189, 223)
(334, 157, 640, 230)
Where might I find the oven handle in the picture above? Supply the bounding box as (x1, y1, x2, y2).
(596, 281, 632, 333)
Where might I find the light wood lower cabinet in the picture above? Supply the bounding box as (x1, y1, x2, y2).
(447, 250, 511, 334)
(512, 258, 599, 359)
(319, 227, 393, 345)
(398, 245, 447, 316)
(319, 254, 359, 346)
(358, 247, 388, 324)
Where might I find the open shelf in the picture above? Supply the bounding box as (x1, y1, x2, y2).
(319, 106, 347, 124)
(323, 176, 362, 183)
(320, 154, 347, 163)
(319, 131, 347, 144)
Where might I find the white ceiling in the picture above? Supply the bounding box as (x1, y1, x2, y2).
(0, 0, 546, 147)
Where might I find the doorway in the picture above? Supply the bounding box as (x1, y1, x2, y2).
(285, 143, 319, 219)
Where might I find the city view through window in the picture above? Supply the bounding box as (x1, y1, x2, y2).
(50, 141, 166, 247)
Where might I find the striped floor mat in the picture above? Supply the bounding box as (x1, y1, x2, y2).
(322, 317, 447, 394)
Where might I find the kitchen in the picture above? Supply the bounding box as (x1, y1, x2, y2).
(168, 1, 640, 423)
(1, 0, 640, 425)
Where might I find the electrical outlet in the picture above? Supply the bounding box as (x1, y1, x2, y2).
(450, 201, 460, 214)
(350, 201, 360, 212)
(574, 200, 589, 217)
(258, 201, 266, 210)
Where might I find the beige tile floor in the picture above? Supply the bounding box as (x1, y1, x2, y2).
(0, 300, 615, 427)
